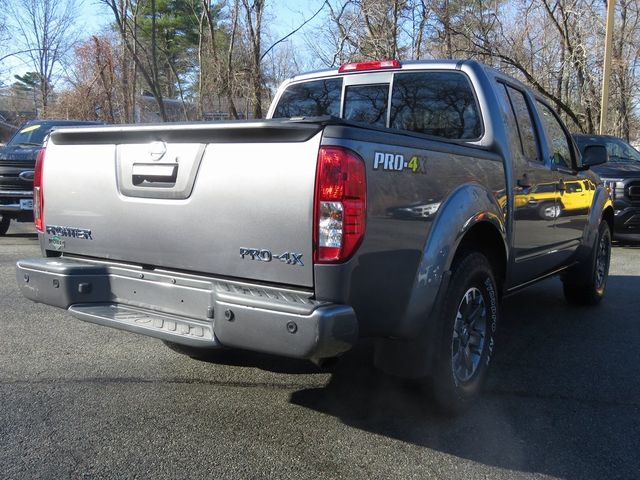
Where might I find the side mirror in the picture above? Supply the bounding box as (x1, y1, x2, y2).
(579, 144, 608, 170)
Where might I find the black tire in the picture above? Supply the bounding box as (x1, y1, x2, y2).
(0, 215, 10, 236)
(162, 340, 225, 359)
(563, 221, 611, 305)
(430, 252, 499, 415)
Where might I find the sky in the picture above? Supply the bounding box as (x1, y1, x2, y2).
(1, 0, 327, 85)
(266, 0, 327, 39)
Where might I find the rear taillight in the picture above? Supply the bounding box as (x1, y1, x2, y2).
(34, 148, 45, 232)
(314, 146, 366, 263)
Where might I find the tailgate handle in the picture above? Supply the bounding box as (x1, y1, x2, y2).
(132, 163, 178, 186)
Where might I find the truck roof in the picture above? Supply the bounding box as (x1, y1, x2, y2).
(286, 59, 468, 83)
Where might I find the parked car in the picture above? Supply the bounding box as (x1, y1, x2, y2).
(17, 60, 612, 414)
(573, 134, 640, 242)
(511, 178, 596, 220)
(0, 119, 102, 235)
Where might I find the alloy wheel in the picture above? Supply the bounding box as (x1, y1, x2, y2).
(451, 287, 488, 384)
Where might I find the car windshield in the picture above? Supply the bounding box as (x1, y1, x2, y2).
(605, 138, 640, 163)
(7, 123, 50, 147)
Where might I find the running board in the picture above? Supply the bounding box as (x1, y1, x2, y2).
(68, 303, 219, 347)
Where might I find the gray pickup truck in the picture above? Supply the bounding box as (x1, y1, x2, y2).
(16, 60, 613, 413)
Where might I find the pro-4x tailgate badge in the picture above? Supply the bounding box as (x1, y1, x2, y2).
(240, 248, 303, 266)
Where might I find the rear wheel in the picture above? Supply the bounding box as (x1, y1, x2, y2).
(430, 252, 499, 415)
(0, 215, 10, 236)
(563, 221, 611, 305)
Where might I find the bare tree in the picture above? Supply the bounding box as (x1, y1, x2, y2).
(7, 0, 80, 115)
(199, 0, 242, 119)
(47, 34, 132, 122)
(307, 0, 486, 65)
(101, 0, 168, 121)
(305, 1, 358, 67)
(611, 0, 640, 139)
(25, 0, 639, 139)
(404, 0, 431, 60)
(0, 11, 8, 55)
(241, 0, 265, 118)
(0, 12, 10, 81)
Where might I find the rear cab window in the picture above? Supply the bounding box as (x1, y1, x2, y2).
(272, 79, 342, 118)
(389, 72, 481, 139)
(344, 84, 388, 127)
(272, 70, 482, 141)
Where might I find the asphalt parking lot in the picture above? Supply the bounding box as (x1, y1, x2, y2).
(1, 222, 639, 480)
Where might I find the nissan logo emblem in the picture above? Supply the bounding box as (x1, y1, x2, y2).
(148, 141, 167, 161)
(19, 171, 34, 182)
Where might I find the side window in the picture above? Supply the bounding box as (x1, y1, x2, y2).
(536, 101, 573, 169)
(566, 182, 583, 193)
(389, 72, 482, 139)
(505, 87, 539, 162)
(343, 84, 389, 127)
(272, 79, 342, 118)
(496, 83, 538, 161)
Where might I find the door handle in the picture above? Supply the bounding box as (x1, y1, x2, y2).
(132, 163, 178, 186)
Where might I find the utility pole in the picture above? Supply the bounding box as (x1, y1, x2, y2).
(599, 0, 616, 134)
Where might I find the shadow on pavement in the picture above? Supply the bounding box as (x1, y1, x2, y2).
(4, 233, 38, 240)
(187, 347, 325, 375)
(289, 275, 640, 480)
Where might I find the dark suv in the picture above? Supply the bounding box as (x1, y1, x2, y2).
(0, 119, 102, 235)
(573, 134, 640, 242)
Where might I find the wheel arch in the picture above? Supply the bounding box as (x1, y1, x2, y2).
(373, 205, 508, 380)
(566, 184, 613, 271)
(582, 185, 614, 252)
(450, 220, 507, 296)
(392, 182, 508, 340)
(602, 204, 614, 234)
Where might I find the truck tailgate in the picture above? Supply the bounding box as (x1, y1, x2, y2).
(42, 123, 323, 288)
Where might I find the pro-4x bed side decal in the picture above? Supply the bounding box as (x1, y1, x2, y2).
(373, 152, 427, 173)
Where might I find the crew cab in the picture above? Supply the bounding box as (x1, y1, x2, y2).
(0, 119, 101, 235)
(16, 60, 613, 413)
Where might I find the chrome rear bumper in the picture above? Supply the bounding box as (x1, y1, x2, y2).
(16, 257, 358, 360)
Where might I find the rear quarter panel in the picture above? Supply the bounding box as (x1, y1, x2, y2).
(315, 125, 506, 337)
